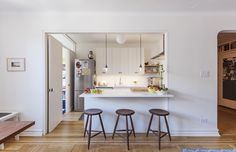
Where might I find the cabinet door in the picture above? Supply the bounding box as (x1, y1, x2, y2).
(96, 48, 112, 75)
(95, 48, 106, 75)
(112, 48, 122, 74)
(128, 48, 139, 74)
(128, 48, 144, 75)
(106, 48, 113, 74)
(138, 48, 144, 74)
(120, 49, 129, 74)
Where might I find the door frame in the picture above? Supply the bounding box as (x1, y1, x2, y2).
(44, 32, 77, 134)
(217, 30, 236, 134)
(44, 33, 49, 135)
(43, 31, 169, 135)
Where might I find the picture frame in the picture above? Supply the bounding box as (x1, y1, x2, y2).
(7, 58, 26, 72)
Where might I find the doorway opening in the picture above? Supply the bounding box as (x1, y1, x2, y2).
(46, 34, 83, 135)
(45, 32, 166, 135)
(218, 31, 236, 135)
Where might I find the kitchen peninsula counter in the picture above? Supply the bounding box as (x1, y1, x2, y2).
(80, 90, 174, 98)
(80, 89, 174, 133)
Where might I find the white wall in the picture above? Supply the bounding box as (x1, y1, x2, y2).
(0, 12, 234, 136)
(51, 34, 75, 51)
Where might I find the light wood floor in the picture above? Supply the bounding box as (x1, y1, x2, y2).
(1, 120, 236, 152)
(62, 112, 83, 121)
(218, 106, 236, 135)
(2, 109, 236, 152)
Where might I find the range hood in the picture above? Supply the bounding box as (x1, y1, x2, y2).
(151, 51, 164, 59)
(151, 34, 165, 60)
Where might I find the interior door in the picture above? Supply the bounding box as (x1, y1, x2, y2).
(48, 35, 63, 132)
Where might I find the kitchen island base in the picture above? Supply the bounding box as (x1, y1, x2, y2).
(83, 96, 172, 133)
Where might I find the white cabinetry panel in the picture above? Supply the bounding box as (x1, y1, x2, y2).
(96, 48, 144, 75)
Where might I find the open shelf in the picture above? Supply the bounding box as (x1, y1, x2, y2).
(144, 65, 159, 74)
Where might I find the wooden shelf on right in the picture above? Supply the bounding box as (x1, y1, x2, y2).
(144, 65, 159, 74)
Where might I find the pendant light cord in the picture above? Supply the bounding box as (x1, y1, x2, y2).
(106, 34, 108, 66)
(140, 34, 142, 67)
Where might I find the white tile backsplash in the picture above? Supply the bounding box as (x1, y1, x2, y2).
(96, 74, 148, 87)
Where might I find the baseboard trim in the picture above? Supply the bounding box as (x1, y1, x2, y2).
(171, 129, 220, 136)
(20, 130, 43, 136)
(18, 129, 220, 137)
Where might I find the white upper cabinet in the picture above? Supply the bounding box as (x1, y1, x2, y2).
(128, 48, 144, 75)
(95, 48, 112, 75)
(111, 48, 129, 74)
(95, 48, 105, 75)
(96, 48, 144, 75)
(111, 48, 122, 74)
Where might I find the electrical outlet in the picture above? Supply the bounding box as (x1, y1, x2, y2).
(200, 118, 208, 124)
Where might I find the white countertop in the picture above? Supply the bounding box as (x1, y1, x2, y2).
(80, 90, 174, 98)
(95, 85, 146, 89)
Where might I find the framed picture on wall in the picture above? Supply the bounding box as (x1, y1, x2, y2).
(7, 58, 26, 72)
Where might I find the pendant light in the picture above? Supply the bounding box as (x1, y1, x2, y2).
(104, 34, 108, 72)
(139, 34, 142, 71)
(116, 34, 126, 44)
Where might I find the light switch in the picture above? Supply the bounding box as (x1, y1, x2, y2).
(200, 70, 210, 78)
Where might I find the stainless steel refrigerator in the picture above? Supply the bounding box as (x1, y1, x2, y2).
(74, 59, 95, 111)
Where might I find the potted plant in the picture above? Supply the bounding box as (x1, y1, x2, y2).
(159, 87, 168, 95)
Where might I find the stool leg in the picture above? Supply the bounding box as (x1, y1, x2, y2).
(88, 115, 92, 150)
(112, 115, 120, 139)
(126, 115, 130, 150)
(164, 116, 171, 141)
(84, 115, 89, 137)
(129, 115, 136, 137)
(99, 114, 106, 139)
(146, 114, 153, 137)
(158, 116, 161, 150)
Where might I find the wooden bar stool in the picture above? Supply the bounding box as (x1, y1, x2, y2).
(112, 109, 135, 150)
(83, 108, 106, 149)
(146, 109, 171, 150)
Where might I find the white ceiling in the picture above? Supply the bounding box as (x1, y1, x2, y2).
(67, 33, 163, 44)
(1, 0, 236, 13)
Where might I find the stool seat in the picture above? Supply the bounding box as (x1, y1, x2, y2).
(116, 109, 135, 116)
(149, 109, 169, 116)
(84, 108, 102, 115)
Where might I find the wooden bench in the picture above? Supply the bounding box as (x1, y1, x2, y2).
(0, 121, 35, 150)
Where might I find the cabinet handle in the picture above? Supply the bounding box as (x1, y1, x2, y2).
(134, 72, 138, 74)
(118, 72, 122, 74)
